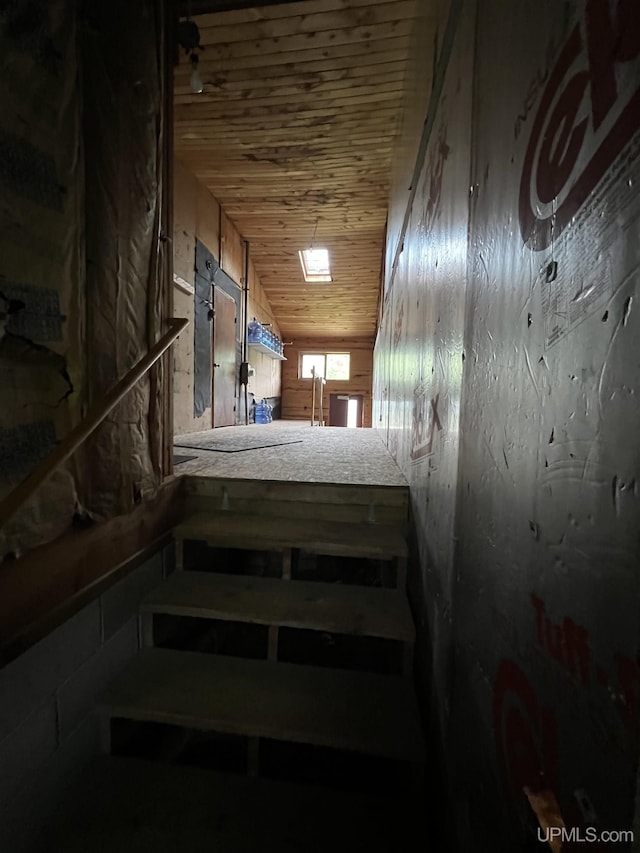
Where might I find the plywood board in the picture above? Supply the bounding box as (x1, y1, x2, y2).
(220, 209, 245, 286)
(195, 180, 220, 258)
(175, 511, 407, 559)
(143, 572, 415, 641)
(99, 647, 425, 761)
(173, 159, 198, 285)
(37, 756, 425, 853)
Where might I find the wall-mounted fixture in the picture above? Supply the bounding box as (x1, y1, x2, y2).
(189, 54, 204, 94)
(177, 18, 204, 94)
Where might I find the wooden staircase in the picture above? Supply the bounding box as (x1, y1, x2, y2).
(97, 476, 425, 835)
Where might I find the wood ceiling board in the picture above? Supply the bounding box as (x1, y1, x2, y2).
(175, 75, 406, 104)
(174, 96, 404, 124)
(190, 57, 408, 88)
(175, 0, 417, 340)
(177, 120, 399, 136)
(193, 0, 418, 26)
(195, 177, 390, 189)
(174, 106, 401, 131)
(178, 0, 312, 19)
(176, 82, 405, 106)
(196, 3, 415, 46)
(188, 144, 394, 158)
(183, 23, 414, 64)
(191, 156, 392, 170)
(174, 133, 397, 150)
(177, 36, 411, 74)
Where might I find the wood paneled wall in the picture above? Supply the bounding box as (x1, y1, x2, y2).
(172, 157, 281, 433)
(220, 209, 245, 286)
(281, 338, 373, 427)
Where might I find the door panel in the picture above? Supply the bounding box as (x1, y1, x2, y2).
(193, 269, 212, 420)
(329, 394, 364, 428)
(213, 287, 236, 427)
(329, 394, 349, 427)
(352, 395, 364, 428)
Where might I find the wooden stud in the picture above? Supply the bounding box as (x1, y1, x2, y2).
(175, 536, 184, 570)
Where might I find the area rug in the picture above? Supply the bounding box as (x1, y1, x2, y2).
(174, 435, 304, 454)
(173, 454, 198, 465)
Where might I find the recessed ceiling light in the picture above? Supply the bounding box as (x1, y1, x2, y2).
(299, 248, 332, 282)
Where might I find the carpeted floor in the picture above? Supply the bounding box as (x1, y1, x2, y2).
(172, 421, 407, 487)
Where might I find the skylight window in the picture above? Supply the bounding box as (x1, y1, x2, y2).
(299, 248, 332, 282)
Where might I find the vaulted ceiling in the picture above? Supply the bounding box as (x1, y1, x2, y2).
(173, 0, 417, 342)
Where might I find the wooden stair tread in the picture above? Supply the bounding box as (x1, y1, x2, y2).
(36, 756, 424, 853)
(174, 512, 407, 559)
(142, 571, 415, 642)
(99, 648, 425, 762)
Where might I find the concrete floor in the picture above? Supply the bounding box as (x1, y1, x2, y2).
(174, 421, 407, 487)
(32, 756, 425, 853)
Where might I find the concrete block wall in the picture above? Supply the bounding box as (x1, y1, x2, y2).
(0, 542, 174, 853)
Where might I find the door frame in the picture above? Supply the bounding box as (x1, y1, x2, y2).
(212, 284, 237, 427)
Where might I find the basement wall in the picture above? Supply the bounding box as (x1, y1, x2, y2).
(172, 158, 281, 433)
(282, 338, 373, 427)
(375, 0, 640, 848)
(0, 543, 174, 853)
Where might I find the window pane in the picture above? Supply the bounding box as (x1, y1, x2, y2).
(325, 353, 350, 380)
(302, 249, 330, 275)
(301, 354, 325, 378)
(299, 248, 332, 282)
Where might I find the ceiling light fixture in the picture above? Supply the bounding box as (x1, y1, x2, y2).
(177, 17, 204, 94)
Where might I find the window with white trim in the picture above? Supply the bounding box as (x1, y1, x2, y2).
(299, 352, 350, 380)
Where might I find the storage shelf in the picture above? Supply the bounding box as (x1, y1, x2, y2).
(248, 341, 287, 360)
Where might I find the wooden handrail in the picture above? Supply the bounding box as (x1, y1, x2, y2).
(0, 317, 189, 531)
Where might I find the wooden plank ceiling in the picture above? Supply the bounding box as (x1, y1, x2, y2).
(174, 0, 417, 341)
